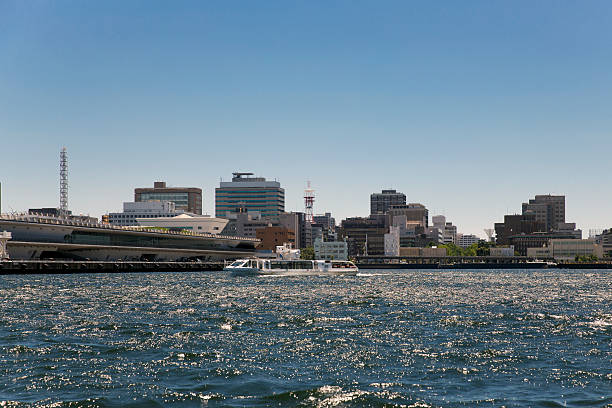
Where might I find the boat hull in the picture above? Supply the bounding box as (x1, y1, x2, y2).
(225, 266, 358, 276)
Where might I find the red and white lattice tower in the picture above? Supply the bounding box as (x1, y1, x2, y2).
(304, 181, 315, 224)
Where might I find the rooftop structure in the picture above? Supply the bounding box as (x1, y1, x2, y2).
(136, 213, 228, 235)
(107, 201, 180, 226)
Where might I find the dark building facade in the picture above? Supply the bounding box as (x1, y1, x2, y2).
(370, 190, 406, 215)
(313, 213, 336, 231)
(340, 215, 387, 256)
(135, 181, 202, 215)
(522, 195, 565, 231)
(494, 214, 545, 245)
(256, 226, 296, 251)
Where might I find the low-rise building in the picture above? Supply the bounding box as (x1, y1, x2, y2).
(490, 246, 515, 257)
(399, 247, 447, 257)
(526, 239, 603, 261)
(108, 201, 179, 226)
(314, 238, 348, 261)
(508, 231, 582, 256)
(256, 226, 295, 251)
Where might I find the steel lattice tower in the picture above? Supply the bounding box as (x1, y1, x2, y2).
(304, 181, 315, 224)
(60, 147, 68, 211)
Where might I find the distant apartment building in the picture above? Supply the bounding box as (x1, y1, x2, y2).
(314, 238, 348, 261)
(456, 234, 479, 248)
(521, 194, 565, 231)
(135, 181, 202, 215)
(370, 189, 406, 215)
(108, 201, 179, 226)
(215, 172, 284, 218)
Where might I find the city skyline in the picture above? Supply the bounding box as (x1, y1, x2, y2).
(1, 1, 611, 236)
(0, 159, 603, 238)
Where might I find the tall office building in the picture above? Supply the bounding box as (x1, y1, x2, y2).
(215, 172, 285, 218)
(521, 195, 565, 231)
(135, 182, 202, 215)
(370, 189, 406, 215)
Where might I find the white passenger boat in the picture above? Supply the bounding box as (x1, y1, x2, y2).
(224, 258, 359, 276)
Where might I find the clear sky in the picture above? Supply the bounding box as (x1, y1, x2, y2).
(1, 1, 611, 236)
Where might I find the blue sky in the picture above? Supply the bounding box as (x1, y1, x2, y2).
(1, 1, 611, 236)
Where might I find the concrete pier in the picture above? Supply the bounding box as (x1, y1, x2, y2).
(0, 260, 225, 275)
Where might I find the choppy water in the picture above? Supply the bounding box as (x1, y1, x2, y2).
(0, 269, 610, 407)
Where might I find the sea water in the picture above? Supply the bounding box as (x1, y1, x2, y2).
(0, 269, 610, 407)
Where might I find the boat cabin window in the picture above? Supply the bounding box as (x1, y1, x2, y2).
(268, 260, 315, 269)
(229, 260, 247, 267)
(332, 261, 354, 268)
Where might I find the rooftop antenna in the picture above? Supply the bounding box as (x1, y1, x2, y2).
(304, 180, 315, 224)
(60, 147, 68, 211)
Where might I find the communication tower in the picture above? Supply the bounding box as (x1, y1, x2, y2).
(60, 147, 68, 211)
(304, 181, 315, 224)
